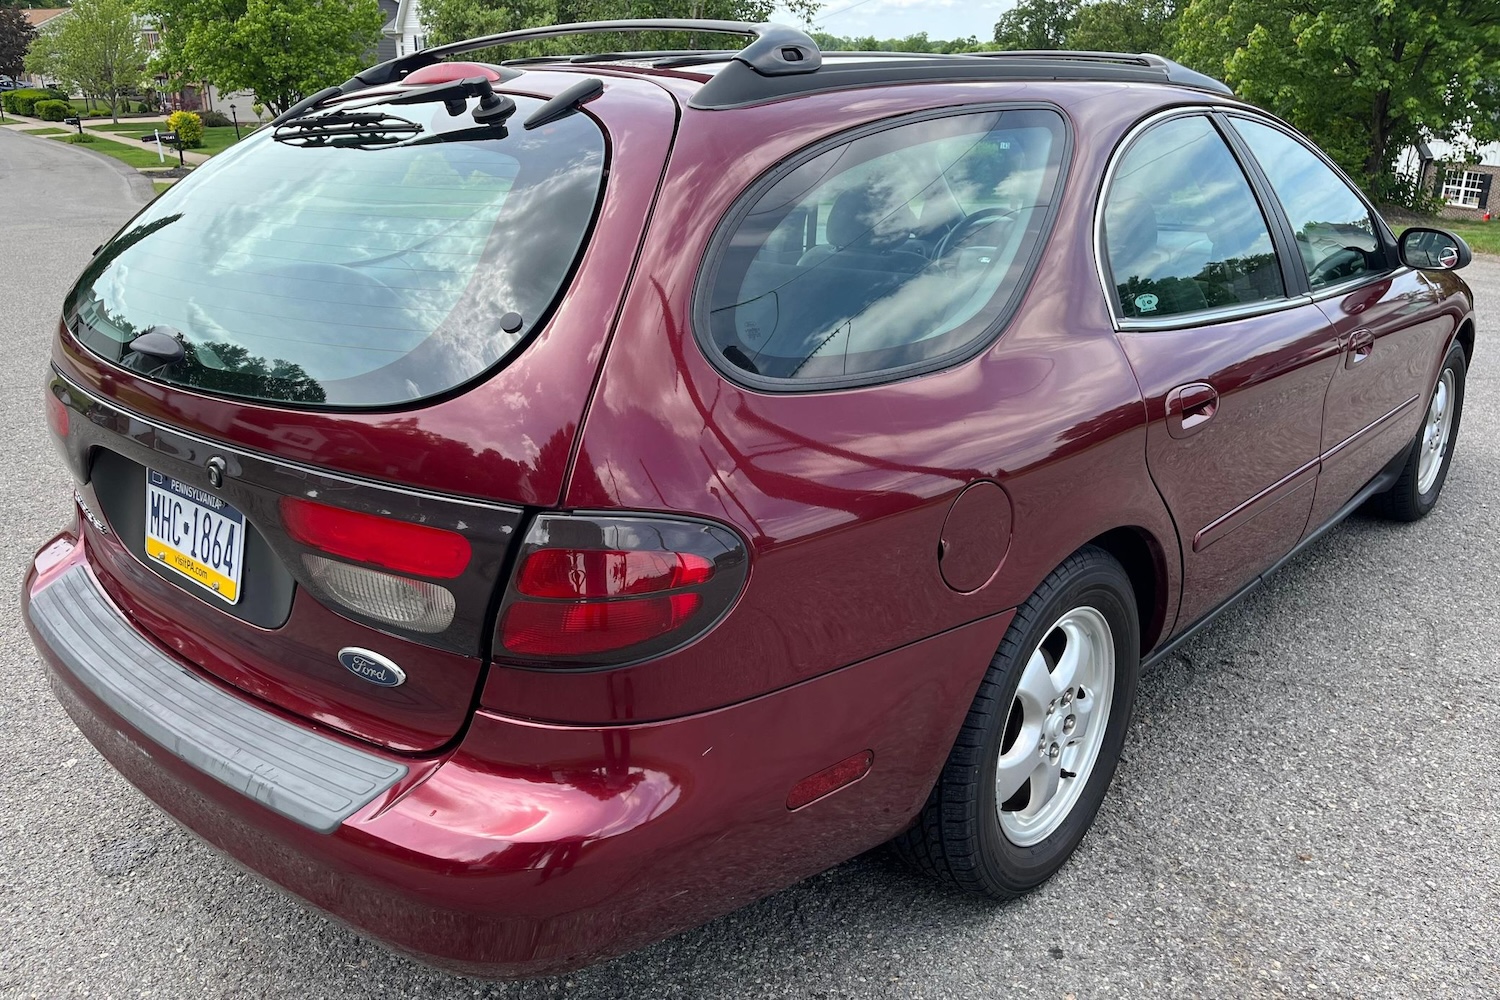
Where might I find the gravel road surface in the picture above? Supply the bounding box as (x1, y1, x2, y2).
(1, 127, 1496, 1000)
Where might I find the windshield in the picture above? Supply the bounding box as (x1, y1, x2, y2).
(65, 94, 606, 408)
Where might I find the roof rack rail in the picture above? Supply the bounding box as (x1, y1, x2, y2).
(970, 49, 1231, 94)
(272, 21, 1230, 126)
(359, 19, 819, 87)
(275, 19, 819, 125)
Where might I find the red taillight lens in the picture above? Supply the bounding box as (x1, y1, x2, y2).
(500, 593, 701, 656)
(280, 497, 471, 579)
(46, 391, 68, 438)
(495, 514, 748, 667)
(517, 549, 714, 599)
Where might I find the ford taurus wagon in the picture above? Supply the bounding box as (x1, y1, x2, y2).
(24, 19, 1476, 977)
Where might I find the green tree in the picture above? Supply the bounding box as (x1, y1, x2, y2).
(1174, 0, 1500, 203)
(1067, 0, 1177, 53)
(0, 3, 38, 82)
(141, 0, 386, 117)
(993, 0, 1079, 49)
(23, 0, 148, 123)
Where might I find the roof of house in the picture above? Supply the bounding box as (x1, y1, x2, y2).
(22, 8, 70, 28)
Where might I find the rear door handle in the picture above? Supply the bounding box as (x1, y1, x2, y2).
(1347, 328, 1374, 368)
(1166, 382, 1219, 439)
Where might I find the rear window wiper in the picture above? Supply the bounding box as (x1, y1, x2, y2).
(273, 110, 424, 148)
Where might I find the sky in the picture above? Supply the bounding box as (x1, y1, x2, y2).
(772, 0, 1012, 42)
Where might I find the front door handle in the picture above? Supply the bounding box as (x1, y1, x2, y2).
(1347, 328, 1374, 368)
(1166, 382, 1219, 439)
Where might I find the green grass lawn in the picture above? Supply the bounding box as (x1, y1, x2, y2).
(86, 122, 170, 133)
(152, 180, 175, 195)
(77, 121, 259, 156)
(48, 133, 181, 169)
(23, 127, 66, 135)
(1431, 219, 1500, 256)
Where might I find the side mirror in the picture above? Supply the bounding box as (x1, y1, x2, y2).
(1398, 227, 1472, 272)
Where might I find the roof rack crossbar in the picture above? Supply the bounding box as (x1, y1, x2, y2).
(355, 19, 820, 87)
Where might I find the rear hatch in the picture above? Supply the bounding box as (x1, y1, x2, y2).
(48, 72, 679, 752)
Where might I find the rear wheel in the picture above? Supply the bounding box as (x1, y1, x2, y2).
(894, 545, 1139, 898)
(1373, 342, 1466, 522)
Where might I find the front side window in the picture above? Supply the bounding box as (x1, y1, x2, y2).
(697, 108, 1068, 385)
(1103, 114, 1283, 321)
(1230, 117, 1388, 291)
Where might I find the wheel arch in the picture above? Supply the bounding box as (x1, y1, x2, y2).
(1081, 525, 1170, 658)
(1455, 318, 1475, 363)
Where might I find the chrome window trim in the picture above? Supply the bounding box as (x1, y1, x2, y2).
(1092, 104, 1302, 333)
(1117, 292, 1315, 332)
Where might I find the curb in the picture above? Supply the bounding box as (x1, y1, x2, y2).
(14, 129, 158, 205)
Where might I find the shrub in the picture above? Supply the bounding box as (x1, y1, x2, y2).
(200, 110, 232, 128)
(166, 110, 204, 148)
(64, 133, 95, 144)
(34, 99, 71, 121)
(3, 88, 67, 116)
(250, 102, 264, 120)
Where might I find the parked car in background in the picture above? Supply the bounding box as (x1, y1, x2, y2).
(24, 19, 1476, 978)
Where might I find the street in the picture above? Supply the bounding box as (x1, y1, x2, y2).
(1, 126, 1497, 999)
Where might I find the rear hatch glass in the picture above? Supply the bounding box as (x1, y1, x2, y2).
(65, 94, 605, 408)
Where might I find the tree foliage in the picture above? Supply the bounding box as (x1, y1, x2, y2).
(421, 0, 822, 53)
(1068, 0, 1177, 53)
(140, 0, 386, 116)
(0, 3, 38, 82)
(992, 0, 1079, 49)
(23, 0, 149, 123)
(1174, 0, 1500, 203)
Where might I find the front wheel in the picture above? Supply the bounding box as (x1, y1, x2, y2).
(893, 545, 1139, 898)
(1373, 341, 1467, 522)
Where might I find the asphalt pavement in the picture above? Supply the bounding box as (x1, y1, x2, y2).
(1, 126, 1497, 1000)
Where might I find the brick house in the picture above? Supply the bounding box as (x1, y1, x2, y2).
(1416, 140, 1499, 220)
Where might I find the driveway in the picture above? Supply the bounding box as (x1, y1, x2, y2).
(1, 126, 1497, 999)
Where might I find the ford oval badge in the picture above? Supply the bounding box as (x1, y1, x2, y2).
(338, 647, 406, 687)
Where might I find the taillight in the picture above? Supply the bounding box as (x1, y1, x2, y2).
(281, 497, 470, 578)
(496, 514, 748, 667)
(281, 497, 471, 633)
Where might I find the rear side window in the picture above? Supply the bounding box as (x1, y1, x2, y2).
(1229, 117, 1389, 290)
(1103, 114, 1284, 321)
(696, 107, 1068, 386)
(65, 95, 605, 407)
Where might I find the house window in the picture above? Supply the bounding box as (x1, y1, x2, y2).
(1442, 169, 1487, 208)
(413, 34, 426, 51)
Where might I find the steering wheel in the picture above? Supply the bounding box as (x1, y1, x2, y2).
(935, 208, 1017, 260)
(1307, 246, 1368, 287)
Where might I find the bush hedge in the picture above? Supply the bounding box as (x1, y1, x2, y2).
(2, 88, 70, 116)
(34, 99, 71, 121)
(64, 133, 95, 144)
(200, 110, 232, 128)
(166, 110, 204, 148)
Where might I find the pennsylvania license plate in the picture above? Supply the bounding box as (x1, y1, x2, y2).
(145, 469, 246, 604)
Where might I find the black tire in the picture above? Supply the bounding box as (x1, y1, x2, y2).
(1372, 342, 1467, 522)
(893, 545, 1139, 899)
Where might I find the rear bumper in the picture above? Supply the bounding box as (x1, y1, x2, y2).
(25, 531, 1011, 977)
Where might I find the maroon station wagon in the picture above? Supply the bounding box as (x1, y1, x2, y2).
(24, 19, 1476, 977)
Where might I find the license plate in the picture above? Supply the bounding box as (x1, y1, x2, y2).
(145, 470, 246, 604)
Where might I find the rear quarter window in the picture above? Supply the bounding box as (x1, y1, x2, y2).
(694, 106, 1069, 389)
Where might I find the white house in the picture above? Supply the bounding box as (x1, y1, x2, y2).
(381, 0, 428, 61)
